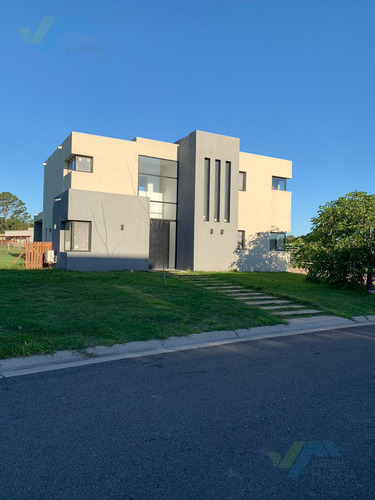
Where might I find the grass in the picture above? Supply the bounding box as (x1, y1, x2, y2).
(2, 267, 374, 360)
(0, 269, 281, 359)
(214, 272, 375, 318)
(0, 246, 25, 269)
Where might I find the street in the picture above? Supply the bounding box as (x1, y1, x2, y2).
(1, 325, 375, 499)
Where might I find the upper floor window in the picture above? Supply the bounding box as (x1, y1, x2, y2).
(224, 161, 231, 223)
(270, 232, 286, 251)
(138, 156, 178, 221)
(68, 155, 93, 173)
(272, 177, 287, 191)
(214, 160, 221, 222)
(203, 158, 210, 221)
(239, 171, 246, 191)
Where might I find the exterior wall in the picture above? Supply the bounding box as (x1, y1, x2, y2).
(42, 134, 72, 241)
(40, 129, 292, 273)
(177, 131, 239, 271)
(194, 131, 239, 271)
(69, 134, 178, 195)
(33, 212, 43, 242)
(42, 132, 178, 246)
(175, 133, 196, 270)
(237, 152, 292, 271)
(53, 189, 150, 271)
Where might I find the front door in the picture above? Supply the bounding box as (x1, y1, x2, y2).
(149, 219, 170, 270)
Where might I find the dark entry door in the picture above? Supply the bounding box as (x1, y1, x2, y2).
(149, 219, 170, 269)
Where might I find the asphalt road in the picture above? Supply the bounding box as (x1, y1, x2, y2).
(1, 325, 375, 500)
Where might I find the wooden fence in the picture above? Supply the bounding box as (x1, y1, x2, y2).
(13, 242, 53, 269)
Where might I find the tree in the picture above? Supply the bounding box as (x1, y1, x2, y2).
(0, 192, 32, 233)
(291, 192, 375, 289)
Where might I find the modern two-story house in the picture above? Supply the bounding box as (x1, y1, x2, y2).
(35, 130, 292, 272)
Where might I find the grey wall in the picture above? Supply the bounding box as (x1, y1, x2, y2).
(33, 221, 43, 242)
(175, 133, 196, 270)
(53, 189, 150, 271)
(177, 131, 239, 271)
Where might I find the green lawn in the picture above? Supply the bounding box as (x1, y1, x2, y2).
(2, 268, 374, 360)
(214, 272, 375, 318)
(0, 269, 280, 359)
(0, 246, 25, 269)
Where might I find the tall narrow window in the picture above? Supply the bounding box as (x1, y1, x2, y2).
(239, 171, 246, 191)
(203, 158, 210, 221)
(224, 161, 231, 222)
(237, 230, 245, 250)
(214, 160, 221, 222)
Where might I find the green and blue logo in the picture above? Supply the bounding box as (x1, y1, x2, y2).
(18, 16, 55, 44)
(268, 440, 342, 479)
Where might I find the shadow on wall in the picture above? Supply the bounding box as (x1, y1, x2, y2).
(231, 232, 290, 272)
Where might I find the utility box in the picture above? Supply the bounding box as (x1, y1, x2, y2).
(44, 250, 56, 265)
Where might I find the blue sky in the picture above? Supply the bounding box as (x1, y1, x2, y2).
(2, 0, 374, 236)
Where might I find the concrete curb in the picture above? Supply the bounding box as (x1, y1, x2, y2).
(1, 316, 375, 378)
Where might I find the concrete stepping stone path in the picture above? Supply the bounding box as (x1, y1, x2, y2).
(260, 304, 306, 310)
(271, 309, 321, 316)
(240, 293, 277, 298)
(245, 299, 291, 306)
(173, 274, 323, 319)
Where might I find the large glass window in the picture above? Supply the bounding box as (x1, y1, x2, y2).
(138, 175, 177, 204)
(68, 156, 93, 173)
(270, 232, 286, 251)
(272, 177, 287, 191)
(239, 171, 246, 191)
(138, 156, 178, 221)
(139, 156, 177, 178)
(224, 161, 231, 223)
(63, 221, 91, 252)
(214, 160, 221, 222)
(203, 158, 210, 221)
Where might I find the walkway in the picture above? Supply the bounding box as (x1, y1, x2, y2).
(175, 274, 322, 318)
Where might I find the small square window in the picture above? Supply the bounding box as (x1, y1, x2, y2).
(272, 177, 287, 191)
(68, 155, 93, 173)
(239, 171, 246, 191)
(270, 232, 286, 251)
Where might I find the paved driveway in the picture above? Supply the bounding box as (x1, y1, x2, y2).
(1, 326, 375, 499)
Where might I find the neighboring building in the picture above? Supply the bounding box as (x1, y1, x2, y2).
(0, 228, 34, 247)
(35, 130, 292, 272)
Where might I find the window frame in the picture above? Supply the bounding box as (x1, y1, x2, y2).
(239, 171, 246, 191)
(138, 155, 178, 222)
(203, 158, 210, 221)
(269, 232, 286, 252)
(67, 155, 94, 173)
(63, 220, 92, 252)
(272, 176, 287, 191)
(224, 161, 231, 223)
(214, 159, 221, 222)
(237, 230, 245, 250)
